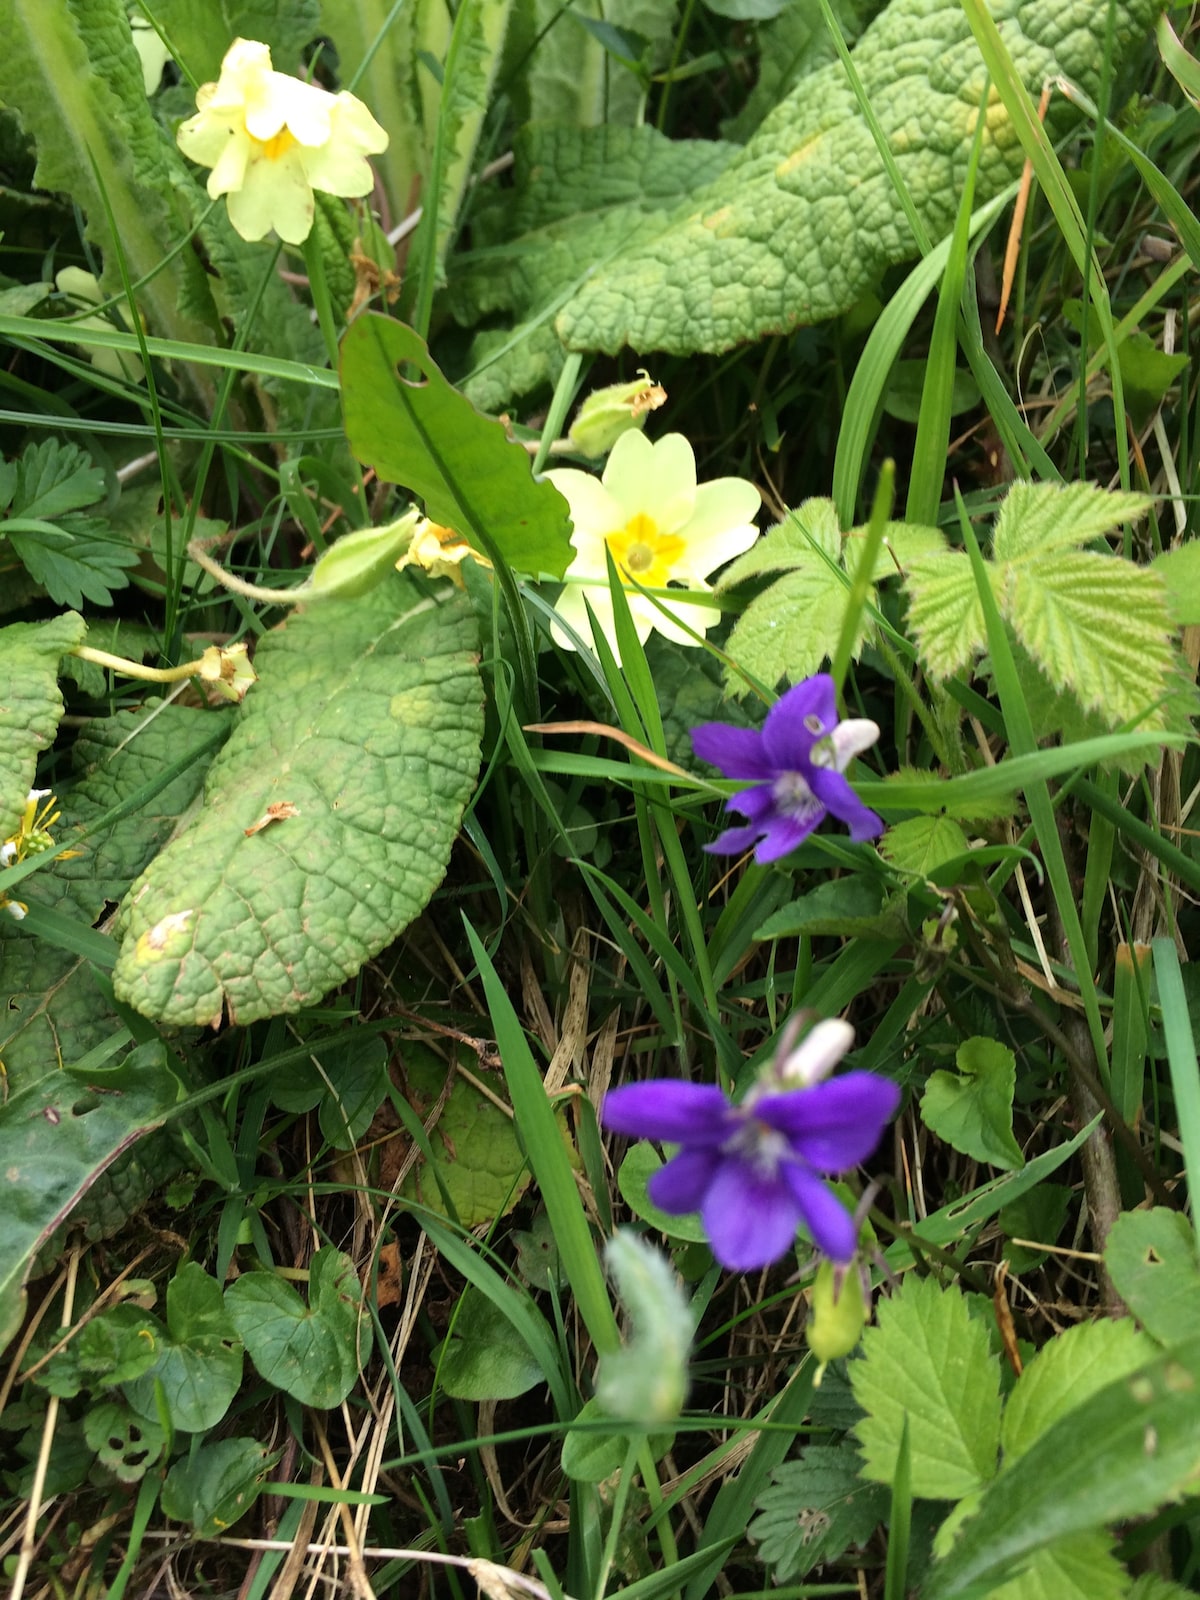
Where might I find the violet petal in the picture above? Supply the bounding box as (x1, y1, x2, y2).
(781, 1162, 859, 1262)
(601, 1081, 734, 1143)
(690, 722, 774, 780)
(756, 1074, 900, 1170)
(753, 811, 821, 864)
(647, 1146, 721, 1214)
(761, 676, 837, 769)
(807, 766, 883, 842)
(701, 1158, 803, 1270)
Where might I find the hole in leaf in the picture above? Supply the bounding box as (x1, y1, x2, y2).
(395, 360, 428, 387)
(71, 1094, 101, 1117)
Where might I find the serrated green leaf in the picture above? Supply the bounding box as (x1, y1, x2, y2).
(1001, 1319, 1155, 1463)
(725, 563, 851, 691)
(749, 1445, 888, 1581)
(866, 519, 948, 578)
(8, 523, 140, 610)
(2, 439, 105, 521)
(400, 1041, 538, 1227)
(112, 575, 482, 1027)
(436, 1289, 543, 1401)
(755, 878, 906, 941)
(984, 1532, 1129, 1600)
(1104, 1208, 1200, 1346)
(992, 481, 1154, 562)
(1002, 550, 1176, 732)
(851, 1274, 1001, 1499)
(0, 610, 86, 837)
(225, 1248, 367, 1408)
(920, 1036, 1024, 1171)
(717, 499, 842, 589)
(1154, 542, 1200, 625)
(341, 316, 573, 578)
(125, 1263, 243, 1434)
(903, 552, 986, 680)
(1128, 1574, 1200, 1600)
(554, 0, 1160, 356)
(922, 1338, 1200, 1600)
(879, 815, 971, 878)
(161, 1436, 276, 1537)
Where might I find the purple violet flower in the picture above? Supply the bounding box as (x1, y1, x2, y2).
(691, 674, 883, 864)
(602, 1020, 899, 1271)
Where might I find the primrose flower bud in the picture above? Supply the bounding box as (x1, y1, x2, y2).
(567, 371, 666, 459)
(307, 512, 422, 600)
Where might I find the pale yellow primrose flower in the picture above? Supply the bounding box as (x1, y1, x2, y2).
(176, 38, 388, 245)
(546, 431, 760, 658)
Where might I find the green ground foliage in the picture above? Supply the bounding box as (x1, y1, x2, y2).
(2, 0, 1200, 1596)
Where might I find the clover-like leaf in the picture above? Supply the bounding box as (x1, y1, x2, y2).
(125, 1263, 243, 1434)
(225, 1248, 367, 1408)
(920, 1036, 1024, 1171)
(851, 1273, 1001, 1500)
(341, 315, 573, 578)
(112, 573, 483, 1026)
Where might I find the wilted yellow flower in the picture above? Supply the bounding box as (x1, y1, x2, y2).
(176, 38, 388, 245)
(568, 370, 667, 458)
(396, 520, 490, 587)
(1, 788, 81, 921)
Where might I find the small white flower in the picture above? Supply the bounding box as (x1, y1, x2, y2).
(176, 38, 388, 245)
(546, 431, 760, 661)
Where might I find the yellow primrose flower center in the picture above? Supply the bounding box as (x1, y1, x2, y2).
(606, 513, 686, 588)
(254, 126, 298, 162)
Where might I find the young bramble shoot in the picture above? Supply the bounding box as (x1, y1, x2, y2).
(602, 1019, 899, 1271)
(175, 38, 388, 245)
(691, 673, 883, 864)
(546, 431, 760, 660)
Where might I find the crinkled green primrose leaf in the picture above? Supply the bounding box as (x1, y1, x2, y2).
(0, 610, 86, 837)
(554, 0, 1162, 356)
(112, 574, 483, 1026)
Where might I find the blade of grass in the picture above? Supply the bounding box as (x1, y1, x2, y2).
(1152, 939, 1200, 1246)
(884, 1417, 912, 1600)
(906, 79, 989, 525)
(464, 916, 620, 1355)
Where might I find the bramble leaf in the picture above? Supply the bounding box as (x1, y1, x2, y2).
(920, 1036, 1024, 1171)
(903, 551, 985, 680)
(879, 815, 971, 879)
(992, 481, 1154, 561)
(851, 1274, 1001, 1499)
(1003, 550, 1176, 732)
(982, 1533, 1128, 1600)
(749, 1447, 888, 1582)
(112, 574, 483, 1027)
(1000, 1318, 1155, 1463)
(726, 565, 850, 690)
(1104, 1208, 1200, 1346)
(922, 1338, 1200, 1600)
